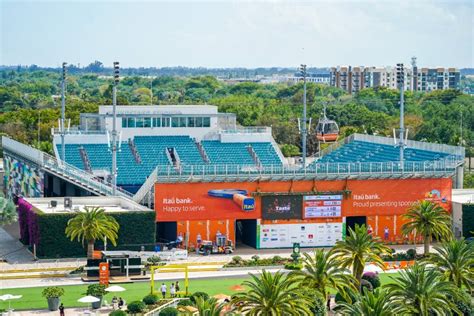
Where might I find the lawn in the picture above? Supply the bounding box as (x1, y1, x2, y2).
(0, 273, 399, 311)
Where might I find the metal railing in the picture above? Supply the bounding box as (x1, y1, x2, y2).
(2, 136, 133, 198)
(51, 127, 107, 135)
(220, 126, 271, 134)
(149, 156, 461, 183)
(144, 298, 192, 316)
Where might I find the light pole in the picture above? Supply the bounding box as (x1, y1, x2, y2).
(396, 63, 405, 170)
(300, 64, 307, 167)
(60, 62, 67, 162)
(111, 62, 119, 194)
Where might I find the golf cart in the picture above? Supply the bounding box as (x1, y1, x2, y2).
(198, 235, 234, 255)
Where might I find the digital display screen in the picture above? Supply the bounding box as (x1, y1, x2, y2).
(303, 195, 342, 218)
(262, 195, 302, 220)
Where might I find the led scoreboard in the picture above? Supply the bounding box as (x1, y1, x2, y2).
(303, 195, 342, 218)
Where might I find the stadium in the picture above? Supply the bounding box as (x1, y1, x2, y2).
(2, 104, 465, 255)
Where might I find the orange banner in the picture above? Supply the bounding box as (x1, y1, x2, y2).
(154, 178, 451, 221)
(99, 262, 109, 285)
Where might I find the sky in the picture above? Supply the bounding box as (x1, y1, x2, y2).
(1, 0, 473, 68)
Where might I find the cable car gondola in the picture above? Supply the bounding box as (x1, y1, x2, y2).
(316, 105, 339, 143)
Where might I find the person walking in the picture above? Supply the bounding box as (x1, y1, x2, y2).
(59, 303, 65, 316)
(170, 283, 176, 298)
(384, 227, 390, 241)
(160, 283, 167, 299)
(175, 281, 180, 297)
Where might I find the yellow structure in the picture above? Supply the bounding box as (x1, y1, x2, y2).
(150, 265, 189, 296)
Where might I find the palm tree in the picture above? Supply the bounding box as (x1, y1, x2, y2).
(401, 200, 452, 255)
(426, 239, 474, 291)
(290, 249, 355, 308)
(331, 224, 390, 292)
(65, 206, 119, 258)
(386, 263, 462, 315)
(334, 288, 393, 316)
(231, 270, 313, 315)
(194, 296, 225, 316)
(0, 195, 17, 226)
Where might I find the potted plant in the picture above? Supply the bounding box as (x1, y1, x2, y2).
(42, 286, 65, 311)
(86, 284, 107, 309)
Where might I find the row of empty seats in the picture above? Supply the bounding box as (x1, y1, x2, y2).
(58, 136, 283, 185)
(311, 140, 451, 167)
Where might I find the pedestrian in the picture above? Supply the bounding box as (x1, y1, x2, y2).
(175, 281, 180, 297)
(118, 297, 124, 310)
(160, 282, 167, 299)
(112, 296, 118, 310)
(170, 283, 176, 298)
(384, 227, 389, 241)
(59, 303, 65, 316)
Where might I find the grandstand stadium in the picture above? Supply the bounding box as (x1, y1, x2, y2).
(2, 105, 465, 250)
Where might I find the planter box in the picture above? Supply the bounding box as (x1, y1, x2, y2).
(47, 297, 60, 311)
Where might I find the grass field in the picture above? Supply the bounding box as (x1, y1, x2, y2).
(0, 273, 398, 311)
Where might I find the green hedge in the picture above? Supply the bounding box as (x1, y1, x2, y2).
(462, 204, 474, 237)
(36, 211, 156, 258)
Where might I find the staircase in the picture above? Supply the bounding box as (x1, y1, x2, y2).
(166, 147, 181, 171)
(79, 146, 92, 173)
(196, 140, 210, 163)
(247, 145, 262, 169)
(128, 138, 142, 164)
(2, 137, 133, 199)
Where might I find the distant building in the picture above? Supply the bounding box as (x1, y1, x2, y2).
(289, 73, 330, 85)
(330, 65, 459, 94)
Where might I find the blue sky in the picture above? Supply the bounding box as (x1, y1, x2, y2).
(1, 0, 473, 68)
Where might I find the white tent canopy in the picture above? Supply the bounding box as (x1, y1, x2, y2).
(78, 296, 100, 303)
(105, 285, 126, 292)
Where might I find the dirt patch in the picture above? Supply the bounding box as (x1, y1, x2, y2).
(230, 285, 245, 291)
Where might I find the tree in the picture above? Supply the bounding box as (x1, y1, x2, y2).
(334, 288, 393, 316)
(0, 194, 17, 225)
(231, 270, 313, 315)
(193, 296, 225, 316)
(65, 206, 119, 258)
(426, 239, 474, 291)
(331, 224, 390, 292)
(401, 200, 453, 255)
(386, 263, 462, 315)
(290, 249, 355, 308)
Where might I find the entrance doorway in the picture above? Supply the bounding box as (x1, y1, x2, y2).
(156, 222, 177, 243)
(236, 219, 257, 248)
(345, 216, 367, 236)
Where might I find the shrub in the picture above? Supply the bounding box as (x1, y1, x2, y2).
(362, 272, 381, 289)
(311, 295, 327, 316)
(86, 284, 107, 297)
(42, 286, 65, 298)
(159, 307, 178, 316)
(231, 256, 242, 263)
(335, 290, 356, 304)
(142, 294, 159, 305)
(127, 301, 146, 314)
(147, 256, 162, 266)
(271, 255, 284, 264)
(406, 248, 417, 260)
(109, 310, 127, 316)
(251, 255, 260, 262)
(177, 299, 193, 306)
(190, 291, 209, 303)
(284, 262, 302, 270)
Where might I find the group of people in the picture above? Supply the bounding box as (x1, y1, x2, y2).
(111, 296, 125, 310)
(160, 281, 180, 299)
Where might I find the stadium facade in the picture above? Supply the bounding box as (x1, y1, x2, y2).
(2, 105, 466, 252)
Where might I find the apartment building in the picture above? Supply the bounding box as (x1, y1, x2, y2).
(330, 66, 459, 94)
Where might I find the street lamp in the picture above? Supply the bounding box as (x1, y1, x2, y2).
(60, 62, 67, 162)
(396, 63, 405, 170)
(111, 62, 119, 194)
(299, 64, 308, 167)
